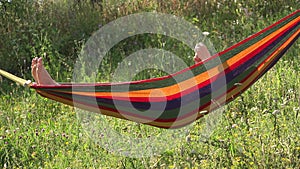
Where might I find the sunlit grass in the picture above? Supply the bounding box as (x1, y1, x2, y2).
(0, 0, 299, 168)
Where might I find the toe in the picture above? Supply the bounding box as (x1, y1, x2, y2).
(31, 58, 38, 83)
(31, 57, 38, 68)
(37, 57, 43, 65)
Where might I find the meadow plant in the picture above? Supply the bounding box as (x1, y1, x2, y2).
(0, 0, 299, 168)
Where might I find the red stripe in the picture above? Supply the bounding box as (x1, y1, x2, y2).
(30, 10, 299, 91)
(198, 10, 300, 66)
(96, 22, 296, 102)
(226, 21, 298, 74)
(36, 40, 294, 128)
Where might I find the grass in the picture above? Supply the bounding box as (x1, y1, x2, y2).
(1, 0, 300, 168)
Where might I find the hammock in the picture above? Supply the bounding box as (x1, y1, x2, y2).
(1, 10, 299, 129)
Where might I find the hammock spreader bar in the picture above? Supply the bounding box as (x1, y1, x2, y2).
(0, 69, 32, 87)
(1, 10, 299, 129)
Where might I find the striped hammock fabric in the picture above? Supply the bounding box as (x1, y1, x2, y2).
(1, 10, 299, 128)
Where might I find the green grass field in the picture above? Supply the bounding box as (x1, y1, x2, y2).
(1, 0, 299, 168)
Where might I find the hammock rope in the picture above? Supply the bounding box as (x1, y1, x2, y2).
(1, 10, 299, 128)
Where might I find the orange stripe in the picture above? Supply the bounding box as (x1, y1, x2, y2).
(37, 90, 202, 128)
(55, 16, 299, 99)
(37, 29, 299, 129)
(199, 28, 300, 117)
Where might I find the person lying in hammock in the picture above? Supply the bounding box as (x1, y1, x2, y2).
(31, 43, 211, 85)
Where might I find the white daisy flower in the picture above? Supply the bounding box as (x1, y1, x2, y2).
(202, 32, 210, 36)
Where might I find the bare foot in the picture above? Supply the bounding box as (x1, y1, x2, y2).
(31, 57, 38, 83)
(31, 57, 58, 85)
(194, 43, 211, 64)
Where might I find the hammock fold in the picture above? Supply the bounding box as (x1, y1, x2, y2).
(1, 10, 299, 128)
